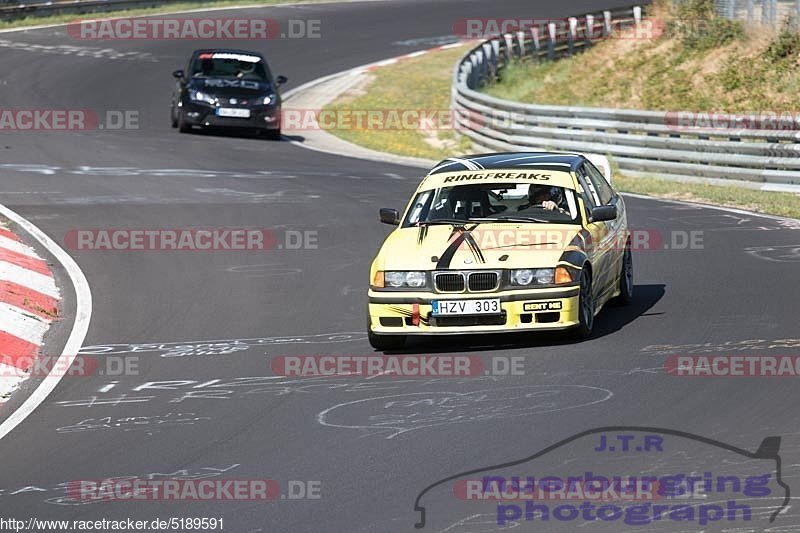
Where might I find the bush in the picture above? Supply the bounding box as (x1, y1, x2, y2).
(765, 23, 800, 61)
(668, 0, 746, 52)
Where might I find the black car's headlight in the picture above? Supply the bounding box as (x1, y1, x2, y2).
(372, 271, 427, 290)
(509, 267, 574, 286)
(262, 94, 276, 105)
(190, 90, 216, 105)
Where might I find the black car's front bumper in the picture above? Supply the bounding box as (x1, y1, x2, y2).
(180, 102, 280, 131)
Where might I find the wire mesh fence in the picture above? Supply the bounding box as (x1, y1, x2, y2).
(711, 0, 799, 27)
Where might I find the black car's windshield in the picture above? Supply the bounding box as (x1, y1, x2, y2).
(190, 52, 271, 81)
(403, 183, 581, 227)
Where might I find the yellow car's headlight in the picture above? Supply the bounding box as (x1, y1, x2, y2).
(372, 271, 427, 290)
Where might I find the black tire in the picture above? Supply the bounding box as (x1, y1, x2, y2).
(177, 110, 191, 133)
(612, 245, 634, 306)
(264, 128, 281, 140)
(573, 268, 595, 339)
(368, 330, 406, 351)
(170, 108, 177, 128)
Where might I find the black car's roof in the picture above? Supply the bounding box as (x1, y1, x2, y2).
(428, 152, 586, 174)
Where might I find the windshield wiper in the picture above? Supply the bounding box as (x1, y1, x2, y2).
(470, 216, 549, 223)
(416, 219, 470, 226)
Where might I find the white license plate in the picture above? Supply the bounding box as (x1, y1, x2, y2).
(216, 108, 251, 118)
(432, 299, 501, 316)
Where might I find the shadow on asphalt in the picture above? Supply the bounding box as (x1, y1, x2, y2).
(387, 283, 666, 354)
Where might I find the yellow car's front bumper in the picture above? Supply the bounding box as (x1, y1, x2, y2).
(368, 285, 580, 336)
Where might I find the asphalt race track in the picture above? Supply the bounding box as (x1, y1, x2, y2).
(1, 0, 800, 531)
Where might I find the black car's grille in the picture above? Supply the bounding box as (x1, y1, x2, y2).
(468, 272, 499, 292)
(219, 97, 251, 106)
(435, 273, 465, 292)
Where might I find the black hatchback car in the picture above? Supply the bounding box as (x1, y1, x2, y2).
(170, 49, 287, 139)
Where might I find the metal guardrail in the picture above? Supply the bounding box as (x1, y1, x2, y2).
(452, 5, 800, 185)
(0, 0, 198, 20)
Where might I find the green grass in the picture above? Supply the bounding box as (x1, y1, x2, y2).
(0, 0, 349, 30)
(614, 174, 800, 218)
(322, 44, 472, 160)
(483, 2, 800, 112)
(320, 8, 800, 219)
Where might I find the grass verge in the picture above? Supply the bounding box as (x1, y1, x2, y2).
(323, 37, 800, 219)
(0, 0, 350, 31)
(614, 174, 800, 219)
(483, 0, 800, 111)
(322, 44, 472, 160)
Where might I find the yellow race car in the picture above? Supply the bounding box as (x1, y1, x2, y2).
(367, 152, 633, 350)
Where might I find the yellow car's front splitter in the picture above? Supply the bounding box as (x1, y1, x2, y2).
(368, 286, 580, 336)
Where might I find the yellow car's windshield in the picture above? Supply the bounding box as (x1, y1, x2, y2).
(403, 182, 581, 227)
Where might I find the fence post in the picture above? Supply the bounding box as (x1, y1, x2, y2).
(585, 14, 595, 47)
(547, 22, 556, 60)
(516, 30, 525, 59)
(568, 17, 577, 55)
(771, 0, 778, 27)
(796, 0, 800, 29)
(746, 0, 754, 22)
(530, 26, 540, 61)
(603, 10, 612, 37)
(503, 33, 513, 61)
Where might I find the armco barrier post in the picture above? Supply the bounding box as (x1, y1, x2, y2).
(547, 22, 556, 60)
(503, 33, 513, 61)
(603, 10, 612, 37)
(516, 30, 525, 59)
(568, 17, 577, 55)
(530, 26, 540, 61)
(585, 14, 595, 47)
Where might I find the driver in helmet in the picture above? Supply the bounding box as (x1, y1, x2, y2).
(519, 184, 566, 212)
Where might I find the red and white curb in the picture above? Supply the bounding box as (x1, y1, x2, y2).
(0, 224, 60, 403)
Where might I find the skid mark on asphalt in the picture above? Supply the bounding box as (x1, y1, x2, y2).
(0, 39, 157, 61)
(55, 412, 210, 434)
(79, 332, 366, 357)
(317, 385, 614, 440)
(224, 264, 303, 277)
(641, 338, 800, 356)
(745, 244, 800, 262)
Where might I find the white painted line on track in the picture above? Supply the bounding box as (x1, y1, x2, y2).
(0, 203, 92, 442)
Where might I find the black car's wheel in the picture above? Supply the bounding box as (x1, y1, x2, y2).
(612, 245, 634, 306)
(263, 128, 281, 140)
(177, 110, 191, 133)
(574, 268, 595, 339)
(170, 107, 177, 128)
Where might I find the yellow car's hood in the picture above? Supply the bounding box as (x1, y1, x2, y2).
(374, 223, 582, 271)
